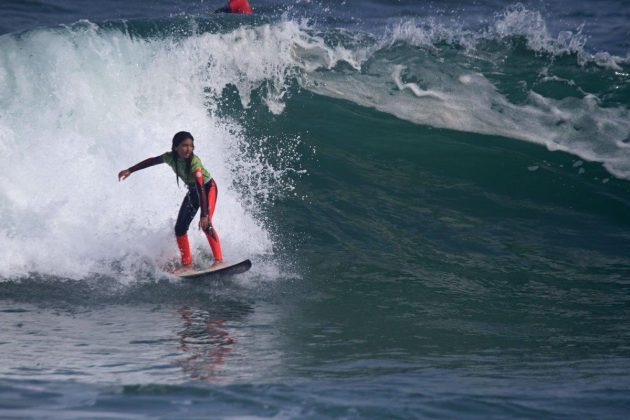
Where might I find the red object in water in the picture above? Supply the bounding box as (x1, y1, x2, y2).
(228, 0, 253, 14)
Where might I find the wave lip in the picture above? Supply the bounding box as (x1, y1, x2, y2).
(294, 7, 630, 179)
(381, 5, 627, 69)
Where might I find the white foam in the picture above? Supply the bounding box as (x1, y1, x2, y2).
(0, 21, 309, 280)
(381, 5, 627, 70)
(392, 65, 446, 100)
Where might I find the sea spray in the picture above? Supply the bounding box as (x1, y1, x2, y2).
(0, 21, 311, 280)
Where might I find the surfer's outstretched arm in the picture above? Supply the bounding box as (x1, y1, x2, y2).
(118, 156, 163, 181)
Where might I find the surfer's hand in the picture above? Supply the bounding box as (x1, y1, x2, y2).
(118, 169, 131, 181)
(199, 216, 209, 230)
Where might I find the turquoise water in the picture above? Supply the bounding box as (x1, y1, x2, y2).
(1, 1, 630, 418)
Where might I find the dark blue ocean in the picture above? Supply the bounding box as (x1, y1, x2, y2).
(1, 0, 630, 418)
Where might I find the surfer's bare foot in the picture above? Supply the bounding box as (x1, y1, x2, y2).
(172, 264, 193, 275)
(210, 260, 224, 269)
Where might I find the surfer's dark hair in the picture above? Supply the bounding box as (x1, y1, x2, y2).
(171, 131, 194, 187)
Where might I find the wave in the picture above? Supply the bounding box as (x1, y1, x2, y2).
(0, 20, 306, 280)
(0, 7, 628, 279)
(303, 6, 630, 178)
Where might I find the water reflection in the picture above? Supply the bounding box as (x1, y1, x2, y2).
(0, 276, 289, 385)
(176, 306, 238, 382)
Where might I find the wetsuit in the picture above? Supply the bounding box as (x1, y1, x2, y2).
(215, 0, 252, 14)
(127, 152, 223, 264)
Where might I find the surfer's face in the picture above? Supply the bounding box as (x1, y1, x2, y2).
(175, 138, 194, 159)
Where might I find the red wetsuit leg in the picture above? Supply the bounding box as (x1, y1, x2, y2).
(204, 180, 223, 261)
(176, 234, 193, 266)
(193, 168, 223, 262)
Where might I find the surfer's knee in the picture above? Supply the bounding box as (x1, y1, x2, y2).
(174, 223, 188, 237)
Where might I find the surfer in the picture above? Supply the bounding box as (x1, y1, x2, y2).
(118, 131, 223, 274)
(212, 0, 253, 14)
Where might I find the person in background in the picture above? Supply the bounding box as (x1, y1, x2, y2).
(213, 0, 252, 14)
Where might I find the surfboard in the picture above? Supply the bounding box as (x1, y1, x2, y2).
(177, 259, 252, 280)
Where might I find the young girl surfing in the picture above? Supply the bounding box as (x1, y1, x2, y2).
(118, 131, 223, 274)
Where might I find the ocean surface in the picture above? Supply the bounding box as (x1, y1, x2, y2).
(1, 0, 630, 418)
